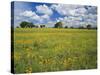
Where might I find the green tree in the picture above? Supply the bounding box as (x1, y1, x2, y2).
(54, 22, 63, 28)
(20, 21, 35, 28)
(27, 22, 35, 28)
(16, 26, 19, 28)
(87, 24, 91, 29)
(40, 25, 45, 28)
(70, 26, 74, 29)
(20, 21, 29, 28)
(65, 26, 68, 28)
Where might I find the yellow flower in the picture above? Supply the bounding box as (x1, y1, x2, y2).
(25, 67, 32, 73)
(39, 61, 43, 64)
(39, 56, 43, 59)
(63, 59, 67, 65)
(68, 58, 72, 63)
(14, 53, 21, 61)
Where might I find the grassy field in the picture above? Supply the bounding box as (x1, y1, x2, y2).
(13, 28, 97, 73)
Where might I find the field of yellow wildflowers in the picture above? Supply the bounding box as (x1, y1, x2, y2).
(13, 28, 97, 73)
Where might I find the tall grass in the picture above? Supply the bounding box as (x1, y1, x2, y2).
(13, 28, 97, 73)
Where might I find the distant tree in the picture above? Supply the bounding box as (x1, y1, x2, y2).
(93, 27, 97, 29)
(70, 26, 74, 29)
(32, 24, 36, 28)
(20, 21, 35, 28)
(16, 26, 19, 28)
(87, 24, 91, 29)
(54, 22, 63, 28)
(35, 25, 39, 28)
(42, 25, 45, 28)
(91, 27, 97, 29)
(20, 21, 29, 28)
(40, 25, 42, 28)
(27, 22, 35, 28)
(40, 25, 45, 28)
(65, 26, 68, 28)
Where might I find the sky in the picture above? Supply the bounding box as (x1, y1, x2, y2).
(12, 1, 97, 28)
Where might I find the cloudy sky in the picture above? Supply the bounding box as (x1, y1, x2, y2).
(12, 1, 97, 28)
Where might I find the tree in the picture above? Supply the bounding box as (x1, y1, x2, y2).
(20, 21, 35, 28)
(70, 26, 74, 29)
(40, 25, 45, 28)
(20, 21, 29, 28)
(16, 26, 19, 28)
(87, 24, 91, 29)
(93, 27, 97, 29)
(54, 22, 63, 28)
(65, 26, 68, 28)
(27, 22, 35, 28)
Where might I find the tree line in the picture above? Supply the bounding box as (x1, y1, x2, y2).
(17, 21, 97, 29)
(16, 21, 46, 28)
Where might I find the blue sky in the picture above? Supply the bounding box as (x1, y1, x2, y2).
(12, 1, 97, 28)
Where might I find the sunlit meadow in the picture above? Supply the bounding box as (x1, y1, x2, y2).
(13, 28, 97, 73)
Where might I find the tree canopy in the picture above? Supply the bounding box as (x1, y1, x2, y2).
(87, 24, 91, 29)
(54, 22, 63, 28)
(20, 21, 35, 28)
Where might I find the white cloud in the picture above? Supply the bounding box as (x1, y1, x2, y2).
(57, 16, 82, 23)
(50, 4, 97, 27)
(41, 14, 50, 20)
(69, 16, 82, 21)
(36, 4, 53, 15)
(31, 14, 40, 21)
(39, 15, 50, 23)
(51, 4, 87, 16)
(51, 4, 70, 16)
(20, 10, 50, 23)
(70, 7, 87, 16)
(47, 21, 57, 27)
(76, 7, 87, 14)
(84, 14, 97, 21)
(20, 10, 40, 21)
(85, 6, 97, 14)
(20, 10, 36, 17)
(15, 16, 21, 20)
(55, 16, 83, 27)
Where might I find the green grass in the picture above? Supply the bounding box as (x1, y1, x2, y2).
(13, 28, 97, 73)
